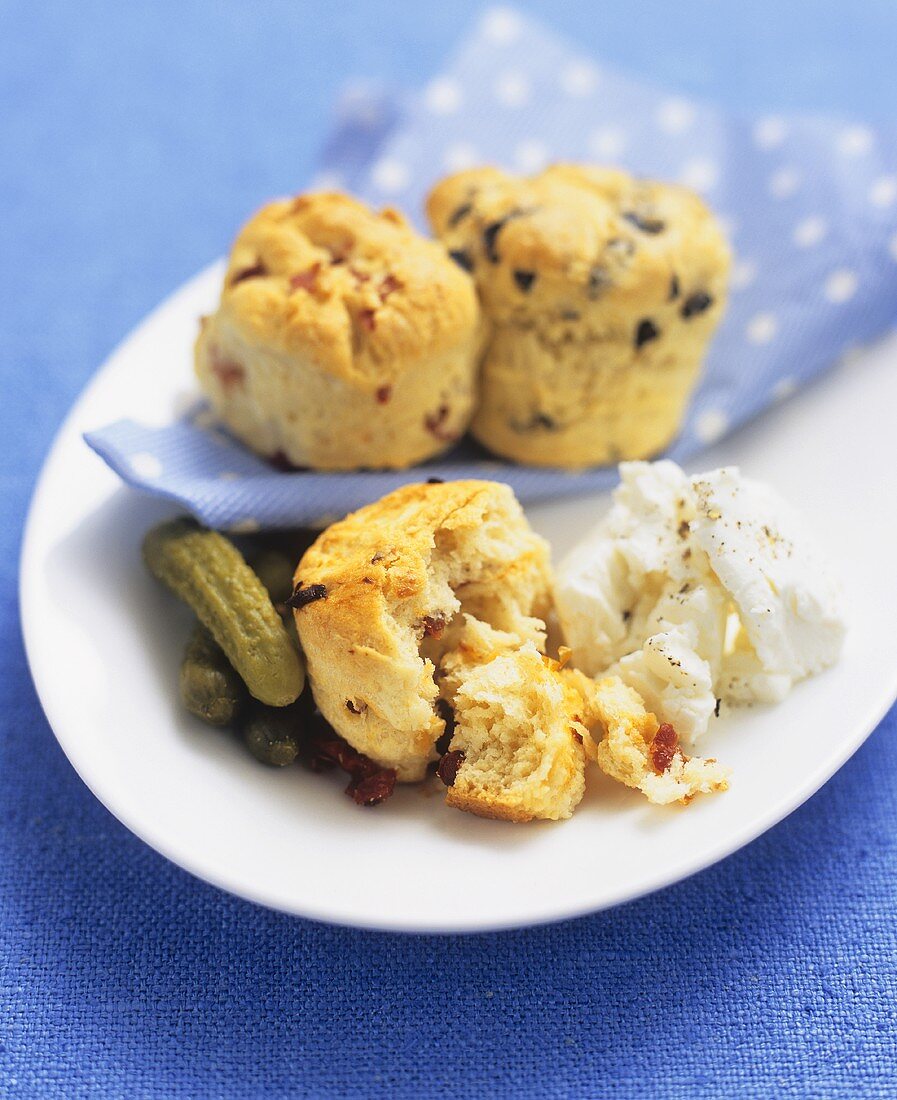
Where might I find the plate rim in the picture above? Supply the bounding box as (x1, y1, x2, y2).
(19, 263, 897, 933)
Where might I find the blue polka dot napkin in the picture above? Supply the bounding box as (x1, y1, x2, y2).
(84, 6, 897, 531)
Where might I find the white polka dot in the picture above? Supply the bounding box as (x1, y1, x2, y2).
(695, 409, 729, 444)
(837, 125, 874, 157)
(679, 158, 719, 193)
(824, 268, 858, 303)
(587, 126, 627, 160)
(769, 167, 801, 198)
(889, 232, 897, 262)
(424, 77, 462, 115)
(560, 60, 599, 97)
(442, 142, 479, 172)
(716, 214, 738, 239)
(309, 170, 344, 192)
(130, 452, 163, 480)
(656, 97, 695, 134)
(218, 471, 240, 482)
(773, 377, 797, 401)
(494, 71, 530, 108)
(514, 139, 549, 173)
(370, 158, 409, 194)
(869, 176, 897, 208)
(753, 116, 788, 150)
(229, 518, 261, 534)
(792, 216, 828, 248)
(730, 259, 758, 290)
(481, 7, 522, 44)
(746, 313, 778, 344)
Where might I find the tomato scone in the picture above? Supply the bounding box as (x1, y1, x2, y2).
(290, 480, 554, 784)
(427, 165, 731, 468)
(196, 193, 483, 470)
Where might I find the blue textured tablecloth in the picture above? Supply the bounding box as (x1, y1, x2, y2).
(4, 2, 897, 1096)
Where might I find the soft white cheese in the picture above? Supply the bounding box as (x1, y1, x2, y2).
(691, 467, 846, 687)
(555, 460, 846, 742)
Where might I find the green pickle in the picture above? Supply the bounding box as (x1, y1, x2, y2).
(143, 518, 305, 707)
(243, 704, 303, 766)
(180, 625, 247, 726)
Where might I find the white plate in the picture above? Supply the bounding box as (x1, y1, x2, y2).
(20, 264, 897, 933)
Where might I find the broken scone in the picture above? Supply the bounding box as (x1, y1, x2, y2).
(567, 670, 728, 805)
(292, 480, 555, 783)
(435, 617, 588, 822)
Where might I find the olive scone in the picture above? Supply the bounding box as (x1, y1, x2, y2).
(196, 192, 483, 470)
(291, 480, 554, 783)
(427, 165, 731, 467)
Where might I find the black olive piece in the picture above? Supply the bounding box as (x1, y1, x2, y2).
(634, 319, 661, 349)
(681, 291, 714, 319)
(510, 411, 558, 432)
(668, 274, 681, 301)
(426, 477, 445, 484)
(448, 249, 474, 273)
(286, 582, 327, 609)
(482, 220, 505, 263)
(623, 211, 666, 234)
(447, 202, 473, 228)
(513, 269, 536, 292)
(481, 207, 529, 263)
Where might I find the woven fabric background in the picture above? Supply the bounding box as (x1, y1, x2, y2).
(3, 2, 897, 1095)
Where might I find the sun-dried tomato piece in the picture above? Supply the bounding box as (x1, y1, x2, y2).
(289, 264, 321, 292)
(210, 348, 245, 392)
(357, 308, 377, 333)
(297, 708, 397, 807)
(346, 769, 396, 806)
(379, 274, 402, 301)
(424, 405, 456, 442)
(437, 749, 465, 787)
(375, 385, 392, 404)
(422, 613, 447, 639)
(650, 722, 680, 774)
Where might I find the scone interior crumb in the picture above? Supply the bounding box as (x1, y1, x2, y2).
(436, 619, 587, 822)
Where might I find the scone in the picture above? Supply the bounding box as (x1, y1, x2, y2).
(436, 617, 588, 822)
(567, 670, 728, 805)
(427, 165, 731, 467)
(291, 480, 552, 781)
(196, 192, 483, 470)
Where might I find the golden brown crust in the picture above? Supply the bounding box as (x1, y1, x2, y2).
(220, 193, 480, 387)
